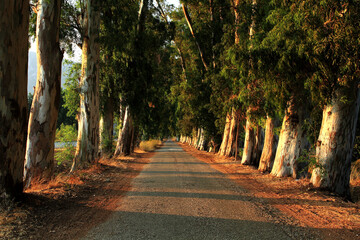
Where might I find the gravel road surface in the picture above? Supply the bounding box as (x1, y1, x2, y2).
(84, 140, 317, 240)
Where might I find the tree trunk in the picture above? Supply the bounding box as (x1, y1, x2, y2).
(241, 119, 255, 165)
(219, 113, 232, 156)
(271, 98, 309, 178)
(234, 0, 240, 45)
(311, 87, 360, 198)
(225, 109, 239, 157)
(0, 0, 29, 198)
(99, 97, 114, 156)
(197, 128, 208, 151)
(251, 125, 264, 167)
(258, 116, 278, 172)
(114, 106, 133, 156)
(72, 0, 100, 171)
(182, 3, 208, 71)
(24, 0, 62, 188)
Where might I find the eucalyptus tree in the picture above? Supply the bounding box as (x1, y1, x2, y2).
(304, 0, 360, 198)
(254, 1, 313, 178)
(72, 0, 101, 170)
(0, 0, 29, 198)
(24, 0, 63, 187)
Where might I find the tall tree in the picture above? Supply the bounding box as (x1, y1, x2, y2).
(24, 0, 63, 187)
(72, 0, 101, 171)
(0, 0, 29, 198)
(307, 1, 360, 198)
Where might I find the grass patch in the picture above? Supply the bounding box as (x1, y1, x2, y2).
(139, 140, 162, 152)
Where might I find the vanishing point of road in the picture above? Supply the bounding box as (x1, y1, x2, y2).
(84, 140, 317, 240)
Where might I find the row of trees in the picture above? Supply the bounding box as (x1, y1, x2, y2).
(172, 0, 360, 199)
(0, 0, 175, 200)
(1, 0, 359, 201)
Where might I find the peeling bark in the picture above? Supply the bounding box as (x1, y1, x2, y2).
(225, 109, 240, 157)
(271, 98, 309, 178)
(311, 87, 360, 198)
(24, 0, 63, 187)
(72, 0, 100, 171)
(0, 0, 29, 198)
(241, 119, 255, 165)
(258, 116, 278, 172)
(197, 128, 208, 151)
(219, 113, 232, 156)
(114, 106, 134, 156)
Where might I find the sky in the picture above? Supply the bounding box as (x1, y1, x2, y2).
(167, 0, 180, 7)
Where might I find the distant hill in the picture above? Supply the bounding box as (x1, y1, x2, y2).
(28, 51, 74, 93)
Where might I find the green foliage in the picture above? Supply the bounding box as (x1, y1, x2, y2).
(27, 92, 33, 118)
(63, 60, 81, 119)
(57, 89, 77, 129)
(55, 124, 77, 166)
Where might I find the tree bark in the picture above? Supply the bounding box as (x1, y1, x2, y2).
(241, 118, 255, 165)
(24, 0, 62, 188)
(311, 87, 360, 198)
(99, 97, 114, 156)
(271, 98, 309, 178)
(219, 112, 232, 156)
(225, 109, 240, 157)
(258, 116, 278, 172)
(197, 128, 208, 151)
(251, 125, 264, 166)
(72, 0, 100, 171)
(114, 106, 133, 156)
(182, 3, 208, 71)
(0, 0, 29, 198)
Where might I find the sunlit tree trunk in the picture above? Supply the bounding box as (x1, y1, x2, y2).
(241, 118, 255, 165)
(197, 128, 208, 151)
(72, 0, 100, 171)
(219, 113, 231, 156)
(225, 109, 240, 156)
(114, 106, 133, 156)
(271, 97, 309, 178)
(258, 116, 278, 172)
(0, 0, 29, 198)
(311, 87, 360, 198)
(24, 0, 62, 188)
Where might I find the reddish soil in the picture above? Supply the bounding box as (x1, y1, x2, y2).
(1, 143, 359, 239)
(0, 150, 153, 240)
(178, 142, 360, 240)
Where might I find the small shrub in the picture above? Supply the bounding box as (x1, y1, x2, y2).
(139, 139, 162, 152)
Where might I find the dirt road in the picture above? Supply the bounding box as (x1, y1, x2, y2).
(84, 140, 318, 239)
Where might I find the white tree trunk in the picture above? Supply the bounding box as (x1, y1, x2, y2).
(225, 109, 239, 156)
(197, 128, 207, 151)
(241, 118, 255, 165)
(114, 106, 134, 156)
(311, 87, 360, 198)
(72, 0, 101, 171)
(219, 113, 231, 156)
(271, 98, 309, 178)
(0, 0, 29, 198)
(24, 0, 62, 188)
(258, 116, 278, 172)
